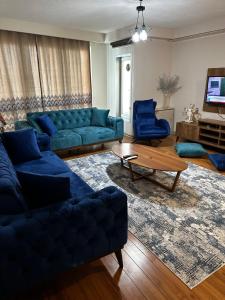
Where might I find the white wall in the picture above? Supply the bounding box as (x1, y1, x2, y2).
(107, 39, 172, 134)
(90, 42, 107, 108)
(171, 33, 225, 124)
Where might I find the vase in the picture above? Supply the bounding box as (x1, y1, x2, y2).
(162, 94, 171, 108)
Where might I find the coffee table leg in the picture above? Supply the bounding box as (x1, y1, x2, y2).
(128, 162, 135, 181)
(120, 158, 124, 167)
(171, 171, 181, 192)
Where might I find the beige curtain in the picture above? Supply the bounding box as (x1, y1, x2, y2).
(36, 36, 92, 110)
(0, 31, 42, 130)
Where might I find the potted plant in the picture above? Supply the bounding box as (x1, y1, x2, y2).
(157, 74, 181, 108)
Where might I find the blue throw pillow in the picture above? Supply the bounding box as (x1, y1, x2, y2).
(36, 114, 57, 136)
(176, 143, 207, 157)
(3, 128, 42, 164)
(91, 108, 110, 127)
(17, 171, 71, 209)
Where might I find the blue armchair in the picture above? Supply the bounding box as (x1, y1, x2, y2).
(133, 99, 170, 142)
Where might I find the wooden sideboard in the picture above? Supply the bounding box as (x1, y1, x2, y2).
(176, 119, 225, 150)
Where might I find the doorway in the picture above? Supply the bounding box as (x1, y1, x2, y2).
(116, 54, 132, 135)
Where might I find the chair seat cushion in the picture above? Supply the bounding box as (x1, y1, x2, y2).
(208, 154, 225, 171)
(17, 171, 71, 209)
(51, 129, 82, 150)
(73, 127, 115, 145)
(139, 125, 168, 135)
(14, 151, 70, 175)
(176, 143, 207, 157)
(2, 128, 42, 164)
(36, 114, 57, 136)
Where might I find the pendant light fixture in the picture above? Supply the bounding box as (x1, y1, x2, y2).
(132, 0, 148, 43)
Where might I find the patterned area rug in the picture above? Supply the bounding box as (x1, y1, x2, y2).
(66, 152, 225, 289)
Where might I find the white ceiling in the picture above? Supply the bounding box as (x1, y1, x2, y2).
(0, 0, 225, 33)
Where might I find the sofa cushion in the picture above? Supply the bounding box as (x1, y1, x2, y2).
(17, 171, 71, 209)
(91, 108, 110, 127)
(27, 108, 92, 130)
(3, 129, 42, 164)
(51, 130, 82, 150)
(73, 127, 115, 145)
(176, 143, 207, 157)
(36, 114, 57, 136)
(14, 151, 70, 175)
(59, 171, 94, 198)
(0, 142, 27, 214)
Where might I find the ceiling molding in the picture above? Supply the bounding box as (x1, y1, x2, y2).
(0, 17, 105, 43)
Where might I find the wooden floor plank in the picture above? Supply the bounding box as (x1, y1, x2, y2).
(101, 254, 148, 300)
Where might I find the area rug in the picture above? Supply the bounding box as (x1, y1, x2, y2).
(66, 152, 225, 289)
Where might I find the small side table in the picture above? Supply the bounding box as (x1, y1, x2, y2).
(156, 108, 174, 132)
(175, 121, 199, 142)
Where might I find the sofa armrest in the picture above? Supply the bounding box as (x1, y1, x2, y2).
(36, 133, 51, 151)
(107, 116, 124, 139)
(156, 119, 171, 135)
(0, 186, 128, 297)
(15, 120, 33, 131)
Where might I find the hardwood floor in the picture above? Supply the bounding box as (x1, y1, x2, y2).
(17, 136, 225, 300)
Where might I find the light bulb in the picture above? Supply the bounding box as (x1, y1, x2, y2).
(139, 28, 148, 41)
(132, 31, 140, 43)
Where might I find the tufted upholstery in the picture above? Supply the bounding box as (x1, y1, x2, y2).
(0, 186, 127, 297)
(0, 136, 128, 297)
(27, 109, 93, 130)
(15, 108, 124, 151)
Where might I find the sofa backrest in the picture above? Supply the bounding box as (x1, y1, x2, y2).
(27, 108, 93, 131)
(0, 142, 26, 214)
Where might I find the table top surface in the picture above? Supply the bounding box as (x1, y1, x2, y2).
(112, 143, 188, 172)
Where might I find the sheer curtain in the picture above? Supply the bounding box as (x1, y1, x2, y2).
(0, 31, 92, 129)
(36, 36, 92, 111)
(0, 31, 42, 130)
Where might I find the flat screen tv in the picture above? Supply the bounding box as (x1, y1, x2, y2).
(205, 76, 225, 105)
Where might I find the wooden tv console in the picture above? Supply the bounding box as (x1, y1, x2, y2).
(176, 119, 225, 151)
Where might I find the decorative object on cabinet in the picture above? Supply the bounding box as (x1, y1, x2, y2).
(157, 74, 181, 108)
(183, 104, 201, 123)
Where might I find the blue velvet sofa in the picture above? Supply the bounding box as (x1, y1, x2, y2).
(15, 108, 124, 151)
(0, 133, 128, 298)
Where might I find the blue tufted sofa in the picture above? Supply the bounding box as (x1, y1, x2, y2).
(15, 108, 124, 151)
(0, 134, 128, 298)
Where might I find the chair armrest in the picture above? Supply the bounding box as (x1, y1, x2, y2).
(0, 186, 127, 297)
(15, 120, 50, 151)
(107, 116, 124, 139)
(156, 119, 171, 135)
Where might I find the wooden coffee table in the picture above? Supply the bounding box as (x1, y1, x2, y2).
(112, 143, 188, 192)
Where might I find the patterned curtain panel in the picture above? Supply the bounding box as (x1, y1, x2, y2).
(36, 36, 92, 110)
(0, 31, 42, 130)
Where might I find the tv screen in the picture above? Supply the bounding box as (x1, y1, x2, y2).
(205, 76, 225, 104)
